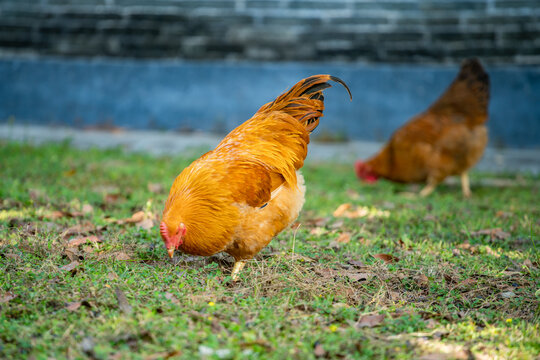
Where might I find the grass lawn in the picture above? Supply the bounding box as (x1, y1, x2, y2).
(0, 141, 539, 359)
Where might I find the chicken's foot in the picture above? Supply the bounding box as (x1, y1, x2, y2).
(461, 172, 471, 198)
(419, 183, 436, 197)
(231, 261, 246, 281)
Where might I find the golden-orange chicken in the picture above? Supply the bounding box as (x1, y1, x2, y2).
(160, 75, 351, 279)
(355, 58, 490, 197)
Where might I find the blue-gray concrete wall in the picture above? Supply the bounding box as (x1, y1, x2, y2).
(1, 0, 539, 64)
(1, 57, 539, 148)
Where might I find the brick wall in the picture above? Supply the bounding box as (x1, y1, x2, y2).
(0, 0, 539, 63)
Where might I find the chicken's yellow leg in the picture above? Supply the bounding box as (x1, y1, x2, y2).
(419, 183, 436, 197)
(231, 261, 246, 281)
(420, 175, 439, 197)
(461, 172, 471, 198)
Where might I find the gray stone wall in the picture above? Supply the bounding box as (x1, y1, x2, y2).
(0, 0, 539, 63)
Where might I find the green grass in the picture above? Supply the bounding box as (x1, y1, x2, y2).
(0, 141, 539, 359)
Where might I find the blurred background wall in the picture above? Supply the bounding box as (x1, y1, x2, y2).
(1, 0, 539, 63)
(1, 0, 539, 147)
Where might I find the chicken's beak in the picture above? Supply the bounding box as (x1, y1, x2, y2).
(167, 248, 175, 259)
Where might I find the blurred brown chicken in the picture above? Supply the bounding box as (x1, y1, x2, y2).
(355, 58, 490, 197)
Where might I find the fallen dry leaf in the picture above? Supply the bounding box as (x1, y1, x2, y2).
(419, 354, 451, 360)
(63, 247, 81, 262)
(523, 259, 535, 269)
(312, 217, 329, 227)
(443, 274, 456, 283)
(457, 242, 477, 254)
(495, 210, 513, 219)
(389, 309, 414, 319)
(47, 210, 67, 220)
(395, 238, 406, 248)
(357, 314, 385, 328)
(117, 211, 154, 230)
(347, 207, 372, 218)
(59, 261, 79, 272)
(333, 204, 389, 219)
(290, 222, 301, 230)
(82, 245, 94, 254)
(66, 301, 82, 312)
(44, 209, 87, 220)
(345, 207, 368, 218)
(484, 245, 500, 257)
(144, 350, 182, 360)
(114, 287, 133, 315)
(82, 204, 94, 214)
(416, 274, 429, 288)
(114, 252, 131, 261)
(333, 203, 352, 217)
(389, 291, 401, 301)
(416, 341, 471, 360)
(67, 235, 101, 247)
(310, 227, 326, 236)
(348, 259, 367, 268)
(136, 218, 154, 230)
(328, 219, 344, 229)
(372, 253, 399, 264)
(0, 292, 17, 303)
(104, 193, 121, 204)
(92, 184, 119, 193)
(301, 217, 329, 228)
(469, 228, 510, 240)
(147, 183, 164, 194)
(313, 342, 326, 357)
(62, 222, 96, 237)
(456, 278, 477, 288)
(125, 211, 145, 224)
(425, 319, 439, 329)
(358, 236, 371, 245)
(336, 232, 351, 244)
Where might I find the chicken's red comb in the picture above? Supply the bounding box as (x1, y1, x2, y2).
(160, 222, 169, 240)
